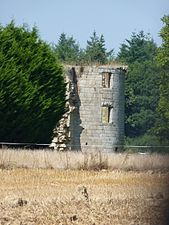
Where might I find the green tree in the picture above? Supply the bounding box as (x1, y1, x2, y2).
(118, 31, 157, 64)
(85, 31, 113, 64)
(55, 33, 81, 64)
(118, 31, 159, 139)
(0, 21, 66, 143)
(155, 15, 169, 142)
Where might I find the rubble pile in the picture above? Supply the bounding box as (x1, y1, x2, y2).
(50, 67, 78, 151)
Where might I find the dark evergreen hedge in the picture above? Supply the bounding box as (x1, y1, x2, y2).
(0, 21, 66, 143)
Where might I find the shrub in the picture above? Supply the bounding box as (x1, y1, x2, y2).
(0, 21, 66, 143)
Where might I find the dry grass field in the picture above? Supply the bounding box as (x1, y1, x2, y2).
(0, 149, 169, 225)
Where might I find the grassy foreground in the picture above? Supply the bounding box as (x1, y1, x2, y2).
(0, 169, 169, 225)
(0, 149, 169, 224)
(1, 148, 169, 171)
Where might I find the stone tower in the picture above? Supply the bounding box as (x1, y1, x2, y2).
(51, 65, 126, 152)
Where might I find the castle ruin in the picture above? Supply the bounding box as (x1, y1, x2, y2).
(50, 65, 126, 152)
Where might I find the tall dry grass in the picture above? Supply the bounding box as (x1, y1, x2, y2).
(0, 164, 169, 224)
(0, 148, 169, 224)
(0, 148, 169, 171)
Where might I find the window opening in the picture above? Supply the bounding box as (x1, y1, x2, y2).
(102, 72, 111, 88)
(101, 106, 111, 123)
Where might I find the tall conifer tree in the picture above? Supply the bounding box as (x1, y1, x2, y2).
(0, 21, 66, 143)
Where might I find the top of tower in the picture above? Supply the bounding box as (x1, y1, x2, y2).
(64, 63, 128, 73)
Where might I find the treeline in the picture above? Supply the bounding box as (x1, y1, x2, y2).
(118, 16, 169, 147)
(53, 16, 169, 147)
(0, 15, 169, 147)
(54, 31, 114, 65)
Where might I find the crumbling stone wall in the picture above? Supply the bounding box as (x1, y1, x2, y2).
(51, 65, 126, 152)
(50, 67, 80, 151)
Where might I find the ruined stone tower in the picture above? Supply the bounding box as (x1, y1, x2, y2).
(51, 65, 126, 152)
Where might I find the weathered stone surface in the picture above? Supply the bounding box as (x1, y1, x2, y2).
(51, 65, 126, 152)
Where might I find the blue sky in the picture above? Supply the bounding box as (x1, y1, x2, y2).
(0, 0, 169, 54)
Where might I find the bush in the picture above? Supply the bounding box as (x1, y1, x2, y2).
(0, 21, 66, 143)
